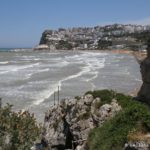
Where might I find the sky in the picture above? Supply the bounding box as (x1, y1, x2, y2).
(0, 0, 150, 48)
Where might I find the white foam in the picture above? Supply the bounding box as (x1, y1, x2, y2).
(13, 49, 32, 52)
(0, 63, 40, 74)
(0, 61, 9, 64)
(65, 54, 80, 60)
(28, 52, 107, 106)
(32, 84, 58, 105)
(33, 58, 40, 61)
(31, 66, 91, 106)
(36, 68, 50, 73)
(21, 68, 50, 80)
(57, 57, 106, 91)
(85, 72, 98, 82)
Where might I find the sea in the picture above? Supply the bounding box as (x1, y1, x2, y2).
(0, 48, 142, 122)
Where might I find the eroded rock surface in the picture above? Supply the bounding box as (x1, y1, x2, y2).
(138, 39, 150, 105)
(43, 94, 121, 149)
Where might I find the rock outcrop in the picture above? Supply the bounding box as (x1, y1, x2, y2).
(34, 44, 50, 50)
(138, 39, 150, 105)
(36, 24, 150, 50)
(42, 94, 121, 149)
(124, 132, 150, 150)
(39, 30, 57, 50)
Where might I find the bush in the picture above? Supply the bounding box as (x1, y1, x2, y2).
(0, 104, 41, 150)
(87, 91, 150, 150)
(85, 89, 115, 105)
(97, 39, 112, 49)
(56, 40, 73, 50)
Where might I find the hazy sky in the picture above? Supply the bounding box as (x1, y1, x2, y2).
(0, 0, 150, 48)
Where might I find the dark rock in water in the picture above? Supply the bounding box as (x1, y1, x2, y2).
(138, 39, 150, 105)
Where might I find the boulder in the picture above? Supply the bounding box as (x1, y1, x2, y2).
(100, 104, 112, 113)
(92, 97, 101, 104)
(84, 94, 93, 105)
(76, 145, 84, 150)
(111, 99, 122, 113)
(91, 97, 101, 113)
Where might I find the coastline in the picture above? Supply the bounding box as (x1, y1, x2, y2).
(1, 49, 148, 150)
(0, 49, 142, 122)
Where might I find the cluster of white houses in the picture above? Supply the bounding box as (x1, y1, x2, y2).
(35, 24, 150, 50)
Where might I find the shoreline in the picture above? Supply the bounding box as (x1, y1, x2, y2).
(0, 49, 142, 122)
(1, 47, 147, 61)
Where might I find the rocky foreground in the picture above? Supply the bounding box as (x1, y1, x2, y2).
(32, 41, 150, 150)
(41, 94, 121, 149)
(31, 89, 150, 150)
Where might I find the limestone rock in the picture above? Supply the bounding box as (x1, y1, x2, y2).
(138, 39, 150, 105)
(84, 94, 93, 105)
(111, 99, 122, 113)
(42, 94, 122, 149)
(124, 141, 149, 150)
(76, 144, 84, 150)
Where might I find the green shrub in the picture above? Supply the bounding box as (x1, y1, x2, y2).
(87, 91, 150, 150)
(0, 104, 41, 150)
(74, 96, 81, 100)
(85, 89, 115, 105)
(94, 101, 102, 109)
(56, 40, 73, 50)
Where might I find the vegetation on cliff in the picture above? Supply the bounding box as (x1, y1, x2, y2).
(0, 104, 41, 150)
(97, 40, 112, 49)
(56, 40, 73, 50)
(87, 90, 150, 150)
(38, 24, 150, 50)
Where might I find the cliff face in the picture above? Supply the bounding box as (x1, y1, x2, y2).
(138, 39, 150, 105)
(42, 94, 121, 150)
(39, 30, 53, 45)
(37, 24, 150, 50)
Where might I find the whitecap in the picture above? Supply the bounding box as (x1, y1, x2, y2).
(0, 63, 40, 74)
(0, 61, 9, 64)
(32, 84, 58, 105)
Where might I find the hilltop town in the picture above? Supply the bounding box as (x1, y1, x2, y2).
(36, 24, 150, 50)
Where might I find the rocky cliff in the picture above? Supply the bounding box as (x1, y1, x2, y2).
(138, 39, 150, 105)
(41, 94, 121, 149)
(37, 24, 150, 50)
(31, 89, 150, 150)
